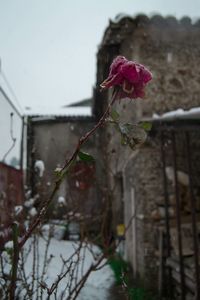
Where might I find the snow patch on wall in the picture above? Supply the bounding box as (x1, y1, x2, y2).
(34, 160, 45, 177)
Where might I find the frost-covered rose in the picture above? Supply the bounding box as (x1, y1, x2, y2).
(100, 56, 152, 99)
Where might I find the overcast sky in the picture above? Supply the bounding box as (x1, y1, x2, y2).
(0, 0, 200, 111)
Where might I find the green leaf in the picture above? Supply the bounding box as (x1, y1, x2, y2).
(139, 121, 152, 131)
(110, 109, 120, 122)
(78, 151, 95, 162)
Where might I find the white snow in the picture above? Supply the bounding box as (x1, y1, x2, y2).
(34, 159, 45, 177)
(4, 240, 13, 249)
(0, 251, 11, 275)
(29, 207, 37, 217)
(24, 198, 35, 208)
(153, 107, 200, 120)
(41, 223, 66, 240)
(57, 196, 66, 205)
(14, 205, 23, 215)
(21, 237, 115, 299)
(1, 237, 114, 299)
(41, 224, 50, 234)
(25, 189, 32, 199)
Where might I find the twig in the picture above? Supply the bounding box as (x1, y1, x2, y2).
(45, 241, 83, 298)
(69, 254, 105, 300)
(9, 222, 19, 300)
(46, 260, 74, 299)
(40, 230, 52, 299)
(30, 234, 37, 297)
(18, 250, 32, 299)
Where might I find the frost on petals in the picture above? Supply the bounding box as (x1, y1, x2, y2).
(100, 56, 152, 100)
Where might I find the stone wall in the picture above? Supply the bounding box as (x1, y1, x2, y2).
(126, 16, 200, 116)
(100, 15, 200, 116)
(123, 137, 163, 288)
(94, 14, 200, 291)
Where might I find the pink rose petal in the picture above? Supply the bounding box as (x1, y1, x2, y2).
(100, 56, 152, 100)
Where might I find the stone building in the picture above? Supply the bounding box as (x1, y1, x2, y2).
(93, 14, 200, 297)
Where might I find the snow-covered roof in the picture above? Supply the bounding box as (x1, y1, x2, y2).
(24, 106, 92, 117)
(152, 107, 200, 121)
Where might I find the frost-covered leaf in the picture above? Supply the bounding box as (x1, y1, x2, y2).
(110, 109, 120, 122)
(119, 123, 132, 135)
(78, 151, 95, 162)
(119, 123, 147, 150)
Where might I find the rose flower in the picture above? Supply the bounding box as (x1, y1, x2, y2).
(100, 56, 152, 99)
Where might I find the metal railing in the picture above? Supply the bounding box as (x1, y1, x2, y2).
(152, 119, 200, 299)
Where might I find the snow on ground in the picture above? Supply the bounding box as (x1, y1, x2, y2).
(21, 237, 115, 299)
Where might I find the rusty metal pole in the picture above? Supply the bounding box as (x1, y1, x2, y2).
(185, 131, 200, 299)
(171, 131, 185, 300)
(161, 131, 173, 299)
